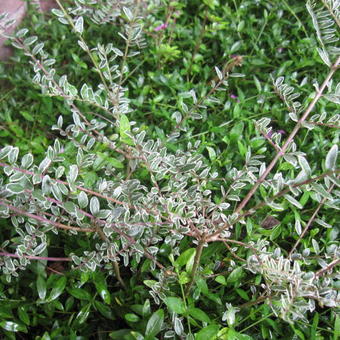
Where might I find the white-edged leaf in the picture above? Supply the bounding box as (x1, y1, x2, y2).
(42, 175, 51, 195)
(315, 218, 332, 228)
(0, 146, 13, 160)
(78, 40, 88, 51)
(311, 183, 333, 200)
(23, 36, 38, 46)
(90, 197, 100, 215)
(275, 76, 284, 87)
(123, 7, 133, 21)
(57, 115, 63, 128)
(63, 201, 77, 214)
(32, 42, 44, 55)
(51, 183, 62, 201)
(21, 153, 33, 168)
(298, 156, 311, 176)
(325, 144, 338, 171)
(215, 66, 223, 80)
(38, 157, 51, 173)
(317, 48, 331, 67)
(74, 17, 84, 34)
(34, 243, 47, 255)
(58, 17, 69, 25)
(68, 165, 78, 183)
(284, 194, 303, 209)
(295, 219, 302, 235)
(6, 183, 24, 194)
(16, 28, 29, 38)
(78, 191, 89, 209)
(51, 9, 64, 17)
(8, 147, 19, 164)
(324, 93, 340, 104)
(312, 239, 320, 254)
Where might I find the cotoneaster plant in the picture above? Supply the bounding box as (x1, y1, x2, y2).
(0, 0, 339, 338)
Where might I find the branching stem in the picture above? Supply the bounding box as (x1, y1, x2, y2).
(288, 175, 339, 258)
(234, 55, 340, 215)
(185, 235, 206, 295)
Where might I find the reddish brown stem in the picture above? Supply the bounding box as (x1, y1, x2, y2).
(0, 200, 95, 232)
(288, 175, 339, 258)
(315, 259, 340, 277)
(235, 56, 340, 214)
(0, 252, 71, 262)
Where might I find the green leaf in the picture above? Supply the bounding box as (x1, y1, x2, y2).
(246, 218, 253, 235)
(230, 122, 244, 142)
(124, 313, 140, 322)
(41, 332, 52, 340)
(37, 275, 46, 300)
(188, 307, 211, 323)
(93, 272, 111, 304)
(96, 152, 124, 169)
(227, 267, 244, 284)
(227, 329, 253, 339)
(119, 114, 134, 145)
(109, 329, 134, 339)
(94, 300, 115, 320)
(145, 309, 164, 339)
(175, 248, 196, 268)
(143, 299, 151, 317)
(82, 171, 98, 187)
(236, 288, 250, 301)
(75, 303, 91, 324)
(178, 271, 190, 285)
(68, 288, 92, 300)
(0, 321, 27, 333)
(334, 313, 340, 340)
(311, 312, 319, 340)
(164, 297, 186, 314)
(47, 276, 67, 302)
(196, 324, 219, 340)
(18, 306, 30, 326)
(206, 146, 216, 160)
(215, 275, 227, 285)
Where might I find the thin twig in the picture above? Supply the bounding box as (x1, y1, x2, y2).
(175, 56, 243, 131)
(234, 55, 340, 215)
(94, 221, 127, 290)
(288, 174, 339, 258)
(308, 121, 340, 129)
(206, 169, 340, 242)
(237, 294, 269, 309)
(0, 252, 71, 262)
(222, 240, 246, 262)
(315, 258, 340, 277)
(0, 200, 95, 232)
(185, 235, 206, 295)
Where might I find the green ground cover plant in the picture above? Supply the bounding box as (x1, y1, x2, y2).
(0, 0, 339, 339)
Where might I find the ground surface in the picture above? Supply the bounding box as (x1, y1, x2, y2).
(0, 0, 56, 60)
